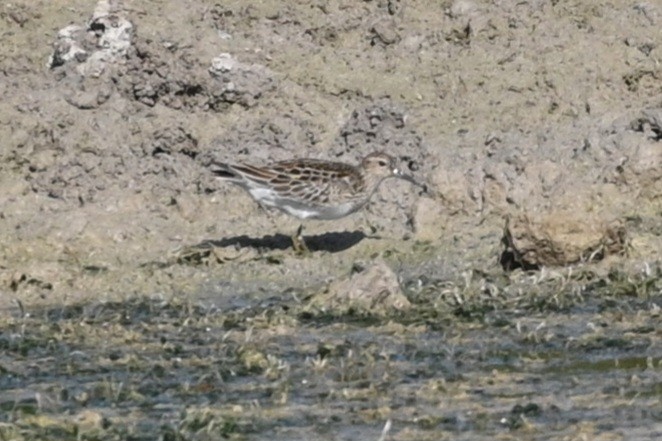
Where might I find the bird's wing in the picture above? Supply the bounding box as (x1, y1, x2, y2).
(267, 159, 359, 204)
(213, 158, 363, 205)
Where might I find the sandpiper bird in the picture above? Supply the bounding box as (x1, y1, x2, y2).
(212, 151, 423, 253)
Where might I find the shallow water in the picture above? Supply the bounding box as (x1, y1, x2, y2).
(1, 269, 661, 441)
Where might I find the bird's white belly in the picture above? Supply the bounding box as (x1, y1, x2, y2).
(247, 188, 360, 220)
(248, 188, 278, 204)
(282, 200, 361, 220)
(281, 205, 324, 219)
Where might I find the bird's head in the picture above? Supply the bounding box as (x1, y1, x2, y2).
(362, 152, 422, 189)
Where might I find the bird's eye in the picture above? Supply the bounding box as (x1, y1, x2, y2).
(377, 160, 387, 166)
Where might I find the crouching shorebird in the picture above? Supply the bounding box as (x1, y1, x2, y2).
(211, 151, 424, 253)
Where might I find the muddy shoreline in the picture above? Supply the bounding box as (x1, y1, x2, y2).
(2, 265, 660, 440)
(1, 0, 661, 439)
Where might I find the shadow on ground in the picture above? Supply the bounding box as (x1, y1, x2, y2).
(204, 230, 367, 253)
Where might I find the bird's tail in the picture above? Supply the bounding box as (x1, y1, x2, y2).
(210, 161, 243, 181)
(211, 161, 276, 187)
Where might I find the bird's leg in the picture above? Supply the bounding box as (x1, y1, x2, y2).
(360, 207, 380, 238)
(291, 224, 310, 255)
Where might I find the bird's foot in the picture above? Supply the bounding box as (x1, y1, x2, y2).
(292, 224, 310, 256)
(362, 222, 382, 239)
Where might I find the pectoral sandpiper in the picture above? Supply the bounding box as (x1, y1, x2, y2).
(212, 151, 423, 252)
